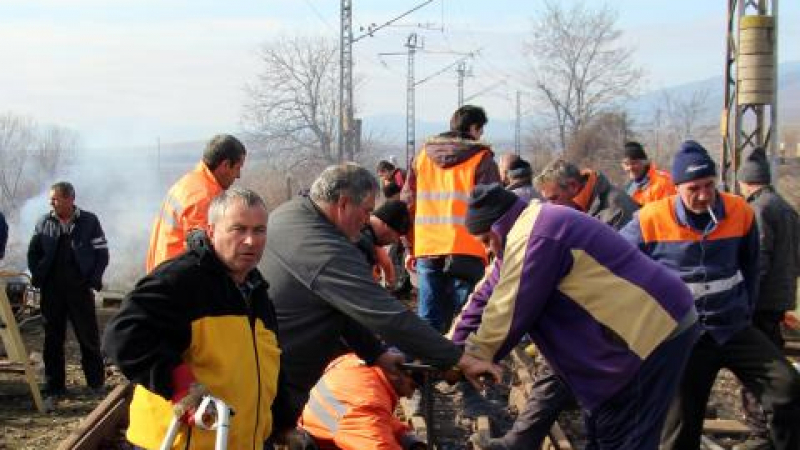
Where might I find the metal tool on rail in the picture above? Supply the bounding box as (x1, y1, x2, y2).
(159, 395, 233, 450)
(401, 362, 494, 449)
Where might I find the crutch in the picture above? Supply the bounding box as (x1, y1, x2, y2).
(159, 395, 233, 450)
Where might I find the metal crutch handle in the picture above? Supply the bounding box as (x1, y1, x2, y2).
(159, 395, 233, 450)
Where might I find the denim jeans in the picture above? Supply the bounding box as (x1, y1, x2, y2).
(416, 257, 474, 333)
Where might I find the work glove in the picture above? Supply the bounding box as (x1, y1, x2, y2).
(170, 364, 210, 425)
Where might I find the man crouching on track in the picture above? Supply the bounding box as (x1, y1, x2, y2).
(295, 352, 427, 450)
(103, 188, 289, 450)
(453, 183, 700, 450)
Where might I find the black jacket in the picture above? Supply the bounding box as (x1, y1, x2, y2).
(587, 172, 640, 231)
(264, 197, 462, 424)
(746, 186, 800, 311)
(27, 208, 109, 289)
(103, 233, 290, 449)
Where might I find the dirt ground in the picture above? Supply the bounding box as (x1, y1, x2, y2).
(0, 307, 126, 450)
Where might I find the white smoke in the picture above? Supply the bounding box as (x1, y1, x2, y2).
(5, 141, 201, 291)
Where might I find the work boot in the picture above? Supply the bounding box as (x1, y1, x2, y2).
(732, 437, 773, 450)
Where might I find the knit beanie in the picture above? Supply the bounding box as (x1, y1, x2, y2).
(507, 159, 532, 180)
(671, 140, 717, 185)
(623, 141, 648, 161)
(466, 183, 519, 234)
(737, 146, 771, 184)
(373, 200, 410, 235)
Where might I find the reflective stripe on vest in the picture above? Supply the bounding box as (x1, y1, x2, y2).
(145, 162, 222, 272)
(685, 271, 744, 300)
(413, 148, 487, 259)
(306, 379, 347, 434)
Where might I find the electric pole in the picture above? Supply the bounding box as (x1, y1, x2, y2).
(339, 0, 354, 162)
(456, 61, 472, 107)
(338, 0, 435, 163)
(721, 0, 778, 191)
(405, 33, 423, 169)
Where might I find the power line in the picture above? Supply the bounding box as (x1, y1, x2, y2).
(302, 0, 337, 34)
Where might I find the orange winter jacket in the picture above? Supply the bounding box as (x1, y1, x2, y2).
(625, 164, 676, 206)
(299, 354, 419, 450)
(146, 162, 222, 272)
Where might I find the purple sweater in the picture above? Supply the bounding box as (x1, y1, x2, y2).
(452, 200, 695, 411)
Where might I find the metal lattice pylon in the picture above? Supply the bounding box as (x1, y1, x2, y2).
(721, 0, 779, 191)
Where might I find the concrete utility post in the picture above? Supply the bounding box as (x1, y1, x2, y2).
(405, 33, 423, 170)
(339, 0, 354, 163)
(721, 0, 778, 191)
(456, 61, 472, 107)
(338, 0, 435, 164)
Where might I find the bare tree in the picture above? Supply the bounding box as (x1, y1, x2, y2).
(0, 112, 79, 213)
(642, 89, 715, 167)
(524, 1, 644, 150)
(35, 125, 79, 181)
(242, 36, 339, 172)
(0, 113, 36, 212)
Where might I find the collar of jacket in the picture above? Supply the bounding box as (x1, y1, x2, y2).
(186, 229, 267, 289)
(674, 191, 727, 233)
(424, 132, 492, 151)
(633, 164, 653, 187)
(745, 184, 773, 203)
(506, 179, 532, 191)
(490, 198, 530, 258)
(196, 161, 224, 190)
(573, 170, 599, 212)
(49, 206, 81, 223)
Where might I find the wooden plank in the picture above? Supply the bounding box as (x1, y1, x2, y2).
(0, 281, 44, 413)
(56, 383, 133, 450)
(702, 419, 751, 434)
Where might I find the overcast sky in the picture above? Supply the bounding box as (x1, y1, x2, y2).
(0, 0, 797, 148)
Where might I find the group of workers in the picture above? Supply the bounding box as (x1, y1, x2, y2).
(28, 102, 799, 450)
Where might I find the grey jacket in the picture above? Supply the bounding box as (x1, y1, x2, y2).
(746, 186, 800, 311)
(587, 172, 639, 231)
(264, 197, 462, 420)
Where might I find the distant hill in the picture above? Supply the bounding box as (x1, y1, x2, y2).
(629, 60, 800, 127)
(364, 61, 800, 147)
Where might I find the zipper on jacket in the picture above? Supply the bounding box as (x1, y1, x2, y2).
(244, 289, 263, 450)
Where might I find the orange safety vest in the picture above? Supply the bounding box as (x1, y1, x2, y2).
(630, 164, 676, 206)
(300, 354, 413, 450)
(413, 148, 487, 260)
(145, 162, 222, 272)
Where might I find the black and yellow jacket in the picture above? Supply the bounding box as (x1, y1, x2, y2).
(103, 233, 285, 450)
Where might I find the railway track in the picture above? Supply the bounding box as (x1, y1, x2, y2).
(56, 383, 133, 450)
(399, 338, 800, 450)
(48, 336, 798, 449)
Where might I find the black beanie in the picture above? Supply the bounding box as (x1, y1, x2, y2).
(623, 141, 648, 161)
(466, 183, 519, 234)
(671, 140, 717, 185)
(738, 146, 771, 184)
(507, 158, 532, 180)
(373, 200, 410, 235)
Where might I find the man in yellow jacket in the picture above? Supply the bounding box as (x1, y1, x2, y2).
(146, 134, 246, 272)
(105, 188, 288, 450)
(299, 353, 426, 450)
